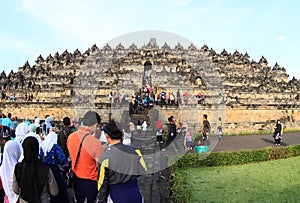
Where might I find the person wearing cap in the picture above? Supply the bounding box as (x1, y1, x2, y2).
(95, 119, 147, 203)
(67, 111, 102, 203)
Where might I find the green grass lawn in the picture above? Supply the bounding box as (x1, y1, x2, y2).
(177, 156, 300, 202)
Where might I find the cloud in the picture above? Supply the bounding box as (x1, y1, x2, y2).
(277, 34, 287, 41)
(0, 31, 39, 71)
(20, 0, 152, 48)
(20, 0, 233, 49)
(167, 0, 191, 6)
(0, 32, 31, 54)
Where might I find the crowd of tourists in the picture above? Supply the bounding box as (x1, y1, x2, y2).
(0, 111, 148, 203)
(112, 89, 207, 110)
(107, 87, 207, 115)
(0, 92, 47, 103)
(0, 110, 207, 203)
(1, 108, 281, 202)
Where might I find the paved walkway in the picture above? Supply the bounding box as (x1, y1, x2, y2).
(213, 132, 300, 152)
(133, 132, 300, 203)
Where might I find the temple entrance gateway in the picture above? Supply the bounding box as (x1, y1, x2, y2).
(143, 60, 152, 86)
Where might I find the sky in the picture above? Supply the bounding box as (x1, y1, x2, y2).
(0, 0, 299, 79)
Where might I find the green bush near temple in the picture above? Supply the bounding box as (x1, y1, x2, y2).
(170, 145, 300, 202)
(174, 144, 300, 168)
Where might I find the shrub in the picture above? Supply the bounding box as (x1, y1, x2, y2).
(170, 145, 300, 202)
(162, 132, 168, 141)
(169, 169, 192, 203)
(174, 144, 300, 168)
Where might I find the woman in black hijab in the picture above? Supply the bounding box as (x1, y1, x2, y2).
(13, 136, 58, 203)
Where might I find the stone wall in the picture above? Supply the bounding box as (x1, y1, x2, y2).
(1, 103, 299, 134)
(153, 105, 300, 134)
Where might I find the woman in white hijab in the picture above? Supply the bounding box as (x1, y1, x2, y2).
(16, 124, 42, 162)
(14, 123, 30, 143)
(0, 140, 22, 203)
(41, 131, 58, 157)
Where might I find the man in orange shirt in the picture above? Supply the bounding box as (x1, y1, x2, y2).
(67, 111, 102, 203)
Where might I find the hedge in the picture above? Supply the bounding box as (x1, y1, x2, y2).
(170, 144, 300, 202)
(175, 144, 300, 168)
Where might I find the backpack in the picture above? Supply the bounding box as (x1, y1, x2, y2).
(275, 123, 282, 134)
(59, 126, 76, 157)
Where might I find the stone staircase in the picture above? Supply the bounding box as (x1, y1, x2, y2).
(130, 113, 150, 126)
(130, 128, 189, 203)
(129, 123, 219, 203)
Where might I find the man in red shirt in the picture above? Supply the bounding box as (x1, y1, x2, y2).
(67, 111, 102, 203)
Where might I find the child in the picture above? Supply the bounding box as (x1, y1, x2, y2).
(184, 132, 193, 151)
(142, 121, 147, 136)
(156, 120, 163, 144)
(216, 117, 222, 141)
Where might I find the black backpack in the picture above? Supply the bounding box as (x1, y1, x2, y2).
(275, 123, 282, 134)
(59, 126, 76, 157)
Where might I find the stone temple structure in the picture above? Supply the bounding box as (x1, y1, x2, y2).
(1, 38, 300, 134)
